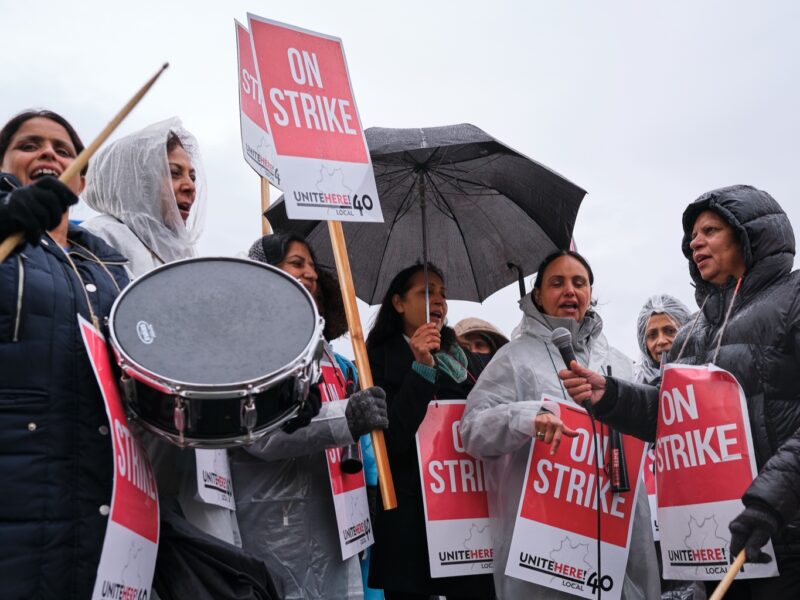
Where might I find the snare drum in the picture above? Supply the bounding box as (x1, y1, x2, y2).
(108, 257, 324, 448)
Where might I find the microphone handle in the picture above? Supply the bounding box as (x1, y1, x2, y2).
(557, 345, 594, 414)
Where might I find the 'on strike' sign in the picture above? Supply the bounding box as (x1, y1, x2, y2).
(416, 400, 493, 578)
(246, 14, 383, 223)
(505, 398, 645, 600)
(656, 364, 779, 581)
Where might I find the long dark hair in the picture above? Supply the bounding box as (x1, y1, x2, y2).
(247, 231, 348, 341)
(0, 109, 87, 175)
(367, 263, 456, 351)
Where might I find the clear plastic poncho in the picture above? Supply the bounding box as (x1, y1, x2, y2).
(82, 117, 206, 266)
(634, 294, 692, 384)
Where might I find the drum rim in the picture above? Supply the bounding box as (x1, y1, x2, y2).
(108, 256, 324, 396)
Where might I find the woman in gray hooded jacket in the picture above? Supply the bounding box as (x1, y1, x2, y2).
(462, 250, 660, 600)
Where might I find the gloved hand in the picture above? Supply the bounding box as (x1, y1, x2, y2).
(0, 176, 78, 244)
(729, 503, 779, 563)
(282, 385, 322, 434)
(345, 386, 388, 438)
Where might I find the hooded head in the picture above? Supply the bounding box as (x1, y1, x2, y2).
(682, 185, 794, 296)
(635, 294, 692, 383)
(83, 117, 206, 264)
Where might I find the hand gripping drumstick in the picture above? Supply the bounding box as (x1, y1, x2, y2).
(328, 220, 397, 510)
(709, 550, 746, 600)
(0, 62, 170, 263)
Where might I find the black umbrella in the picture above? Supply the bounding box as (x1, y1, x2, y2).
(265, 123, 586, 305)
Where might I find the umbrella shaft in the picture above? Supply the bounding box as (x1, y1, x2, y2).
(418, 176, 430, 323)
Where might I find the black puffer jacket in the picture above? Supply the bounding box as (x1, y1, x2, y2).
(0, 176, 129, 599)
(596, 185, 800, 556)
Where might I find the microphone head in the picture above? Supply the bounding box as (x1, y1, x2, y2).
(551, 327, 573, 350)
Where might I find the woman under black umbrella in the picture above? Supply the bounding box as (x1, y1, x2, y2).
(366, 263, 495, 600)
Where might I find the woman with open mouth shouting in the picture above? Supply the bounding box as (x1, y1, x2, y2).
(461, 250, 660, 600)
(366, 263, 496, 600)
(0, 109, 130, 600)
(81, 117, 206, 277)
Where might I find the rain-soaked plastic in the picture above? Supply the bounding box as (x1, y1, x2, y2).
(634, 294, 692, 384)
(82, 117, 206, 271)
(461, 294, 661, 600)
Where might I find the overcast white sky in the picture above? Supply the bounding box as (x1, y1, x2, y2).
(4, 1, 798, 361)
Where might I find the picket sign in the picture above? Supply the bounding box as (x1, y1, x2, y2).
(79, 316, 159, 600)
(505, 396, 646, 600)
(656, 364, 779, 580)
(319, 349, 374, 559)
(235, 20, 281, 188)
(246, 14, 383, 223)
(415, 400, 494, 578)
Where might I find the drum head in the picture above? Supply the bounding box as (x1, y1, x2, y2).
(111, 258, 318, 386)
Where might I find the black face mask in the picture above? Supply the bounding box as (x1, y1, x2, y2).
(471, 352, 494, 372)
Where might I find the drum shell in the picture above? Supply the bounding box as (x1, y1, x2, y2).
(108, 257, 324, 448)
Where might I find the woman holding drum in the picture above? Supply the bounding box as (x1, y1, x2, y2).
(230, 231, 388, 600)
(0, 109, 129, 599)
(365, 263, 495, 600)
(80, 119, 246, 550)
(561, 186, 800, 598)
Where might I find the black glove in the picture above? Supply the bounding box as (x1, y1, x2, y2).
(282, 385, 322, 434)
(0, 176, 78, 244)
(729, 504, 779, 564)
(345, 386, 388, 438)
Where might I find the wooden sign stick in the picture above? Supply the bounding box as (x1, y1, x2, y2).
(0, 62, 170, 263)
(328, 220, 397, 510)
(260, 178, 271, 235)
(709, 550, 746, 600)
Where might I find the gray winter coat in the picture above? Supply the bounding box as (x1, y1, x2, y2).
(462, 295, 660, 599)
(230, 356, 364, 600)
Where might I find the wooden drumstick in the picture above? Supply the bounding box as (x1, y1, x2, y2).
(0, 62, 170, 263)
(709, 550, 746, 600)
(328, 220, 397, 510)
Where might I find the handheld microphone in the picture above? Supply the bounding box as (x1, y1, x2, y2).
(551, 327, 592, 414)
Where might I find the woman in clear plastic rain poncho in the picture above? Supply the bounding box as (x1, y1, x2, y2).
(80, 120, 240, 549)
(81, 117, 206, 276)
(633, 294, 692, 385)
(461, 249, 661, 600)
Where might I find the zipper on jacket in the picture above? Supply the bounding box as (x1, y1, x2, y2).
(12, 254, 24, 341)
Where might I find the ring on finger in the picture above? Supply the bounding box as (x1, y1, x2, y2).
(536, 431, 545, 440)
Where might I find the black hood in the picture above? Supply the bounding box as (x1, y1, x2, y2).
(681, 185, 794, 307)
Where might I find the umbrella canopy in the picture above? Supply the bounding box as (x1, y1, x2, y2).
(265, 123, 586, 304)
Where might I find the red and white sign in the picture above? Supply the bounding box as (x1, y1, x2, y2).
(79, 316, 159, 600)
(415, 400, 493, 578)
(656, 364, 778, 580)
(235, 21, 281, 187)
(246, 14, 383, 222)
(319, 351, 373, 560)
(505, 397, 645, 599)
(643, 446, 659, 541)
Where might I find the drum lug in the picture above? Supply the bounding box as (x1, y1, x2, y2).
(242, 396, 257, 440)
(120, 374, 137, 402)
(174, 397, 187, 446)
